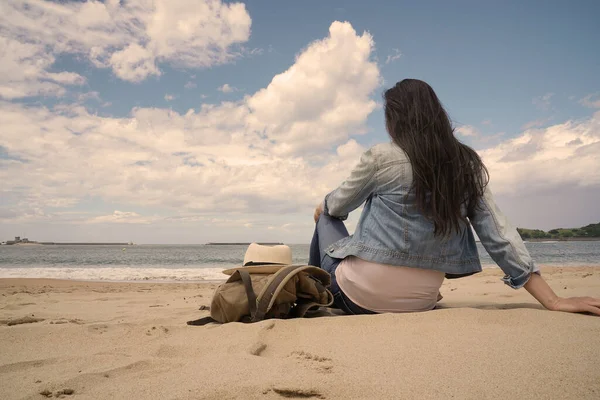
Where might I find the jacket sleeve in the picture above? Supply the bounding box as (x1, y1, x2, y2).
(469, 186, 539, 289)
(323, 148, 378, 221)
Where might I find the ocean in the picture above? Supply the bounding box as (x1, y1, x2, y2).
(0, 242, 599, 282)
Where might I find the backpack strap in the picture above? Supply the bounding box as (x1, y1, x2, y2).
(187, 316, 218, 326)
(252, 265, 309, 322)
(235, 269, 258, 320)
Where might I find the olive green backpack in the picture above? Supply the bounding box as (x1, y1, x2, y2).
(187, 265, 334, 325)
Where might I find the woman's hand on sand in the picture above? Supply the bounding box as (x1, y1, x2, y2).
(525, 274, 600, 315)
(549, 297, 600, 316)
(314, 201, 324, 223)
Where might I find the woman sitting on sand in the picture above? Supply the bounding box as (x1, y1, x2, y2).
(309, 79, 600, 316)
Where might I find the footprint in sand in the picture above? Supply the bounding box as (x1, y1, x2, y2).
(247, 321, 276, 356)
(262, 321, 275, 331)
(96, 360, 169, 383)
(265, 387, 326, 399)
(288, 351, 334, 373)
(50, 318, 84, 325)
(154, 344, 187, 358)
(0, 316, 45, 326)
(249, 342, 267, 356)
(145, 325, 170, 336)
(39, 388, 75, 398)
(87, 324, 109, 334)
(0, 358, 59, 374)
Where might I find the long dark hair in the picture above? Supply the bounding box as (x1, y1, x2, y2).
(384, 79, 489, 236)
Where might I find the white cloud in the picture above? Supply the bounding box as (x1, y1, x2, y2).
(144, 0, 251, 67)
(336, 139, 364, 159)
(385, 48, 402, 64)
(263, 221, 314, 233)
(579, 93, 600, 109)
(532, 92, 554, 111)
(455, 125, 506, 150)
(0, 0, 252, 93)
(185, 81, 198, 89)
(109, 43, 161, 82)
(455, 116, 600, 194)
(78, 91, 102, 103)
(244, 48, 264, 56)
(47, 72, 86, 86)
(87, 211, 156, 224)
(455, 125, 480, 137)
(481, 111, 600, 194)
(521, 117, 553, 130)
(0, 22, 378, 223)
(218, 84, 238, 93)
(246, 21, 380, 156)
(164, 94, 176, 101)
(0, 37, 86, 99)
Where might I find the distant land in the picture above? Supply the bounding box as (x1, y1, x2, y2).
(517, 222, 600, 241)
(1, 236, 134, 246)
(39, 242, 134, 246)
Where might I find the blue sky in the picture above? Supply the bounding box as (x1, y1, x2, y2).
(1, 0, 599, 243)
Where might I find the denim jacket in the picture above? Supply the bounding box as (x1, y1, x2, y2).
(323, 142, 537, 289)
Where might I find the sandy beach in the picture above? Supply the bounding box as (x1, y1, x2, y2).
(1, 266, 599, 400)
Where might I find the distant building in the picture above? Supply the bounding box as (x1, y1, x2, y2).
(15, 236, 21, 242)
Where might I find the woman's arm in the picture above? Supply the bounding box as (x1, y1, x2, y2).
(470, 186, 600, 315)
(525, 273, 600, 315)
(469, 186, 536, 289)
(321, 148, 378, 220)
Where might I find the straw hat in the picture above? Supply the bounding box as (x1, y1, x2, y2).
(222, 243, 293, 275)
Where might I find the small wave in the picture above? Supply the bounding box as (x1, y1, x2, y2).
(0, 267, 228, 282)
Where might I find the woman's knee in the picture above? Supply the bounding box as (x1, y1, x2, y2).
(316, 213, 336, 227)
(317, 214, 348, 233)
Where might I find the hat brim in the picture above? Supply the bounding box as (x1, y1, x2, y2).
(222, 264, 288, 276)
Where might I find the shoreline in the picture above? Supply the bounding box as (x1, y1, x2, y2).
(1, 264, 600, 284)
(0, 263, 600, 283)
(3, 264, 599, 286)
